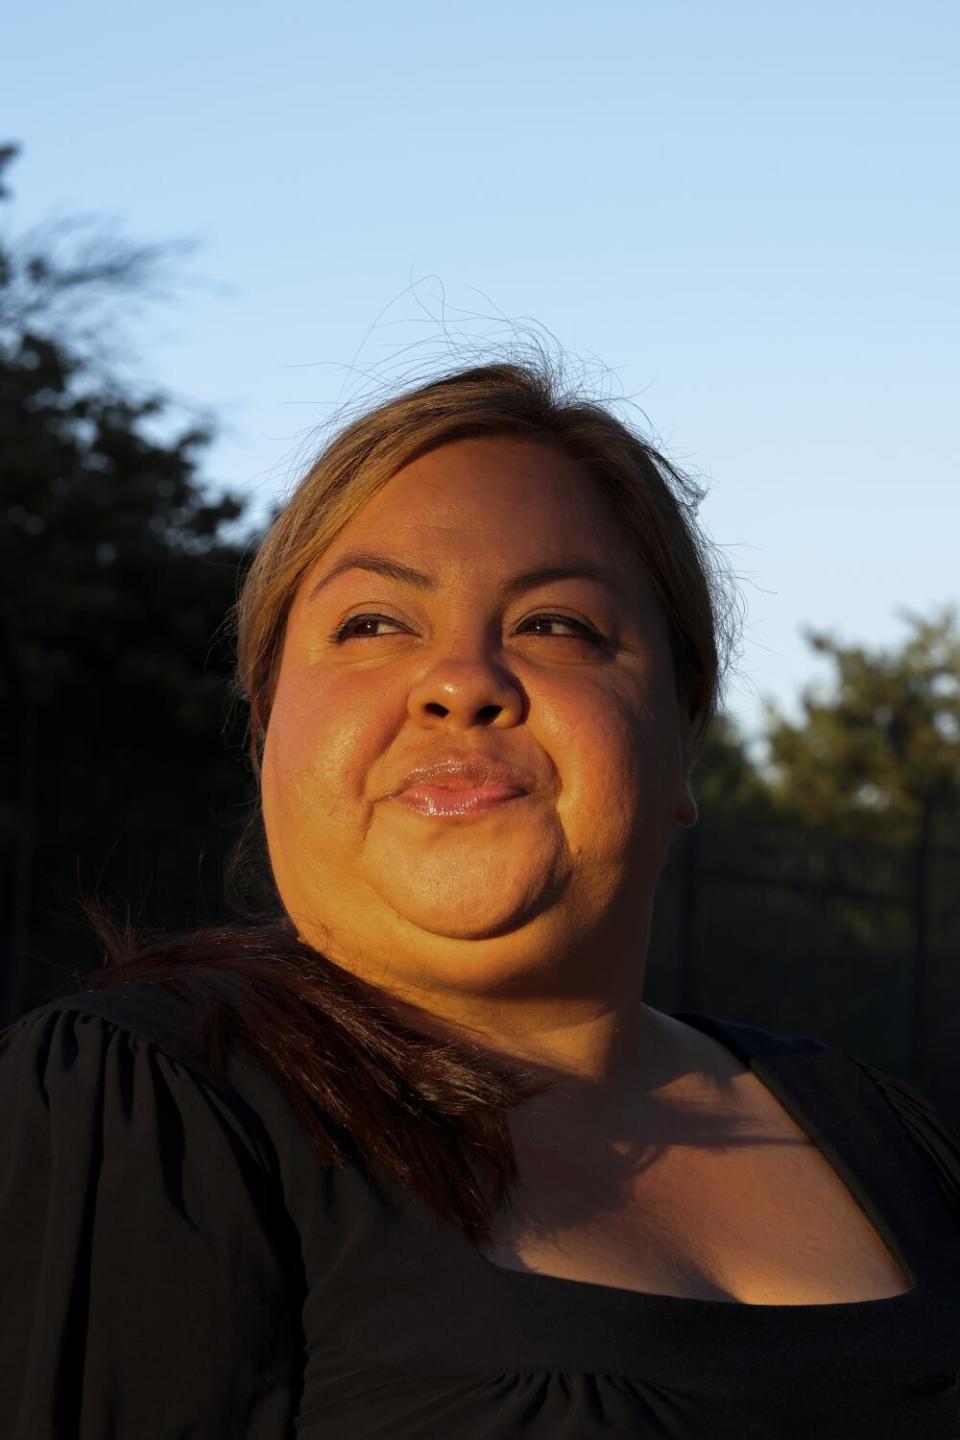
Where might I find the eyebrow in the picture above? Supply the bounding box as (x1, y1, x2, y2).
(307, 549, 622, 604)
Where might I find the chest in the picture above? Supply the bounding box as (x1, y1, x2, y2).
(481, 1082, 915, 1306)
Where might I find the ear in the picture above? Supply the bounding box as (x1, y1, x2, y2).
(676, 777, 698, 828)
(676, 721, 698, 828)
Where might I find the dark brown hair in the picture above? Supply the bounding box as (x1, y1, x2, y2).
(83, 354, 742, 1247)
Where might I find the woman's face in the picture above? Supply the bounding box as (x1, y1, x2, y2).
(262, 436, 696, 1008)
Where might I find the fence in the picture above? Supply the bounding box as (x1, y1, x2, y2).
(5, 797, 960, 1129)
(645, 801, 960, 1128)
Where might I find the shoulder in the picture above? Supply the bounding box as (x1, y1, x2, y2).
(0, 982, 307, 1431)
(1, 977, 289, 1179)
(846, 1054, 960, 1216)
(2, 974, 228, 1094)
(4, 976, 210, 1068)
(672, 1008, 828, 1062)
(2, 971, 355, 1191)
(676, 1007, 960, 1221)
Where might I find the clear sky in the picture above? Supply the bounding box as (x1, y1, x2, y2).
(6, 0, 958, 758)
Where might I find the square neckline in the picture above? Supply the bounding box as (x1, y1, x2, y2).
(467, 1010, 922, 1311)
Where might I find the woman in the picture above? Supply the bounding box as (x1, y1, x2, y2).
(2, 359, 959, 1437)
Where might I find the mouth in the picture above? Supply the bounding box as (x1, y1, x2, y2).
(394, 783, 529, 818)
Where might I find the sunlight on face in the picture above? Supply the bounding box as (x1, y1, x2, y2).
(261, 436, 696, 1003)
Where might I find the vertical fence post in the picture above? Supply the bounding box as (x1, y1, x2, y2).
(911, 793, 933, 1089)
(4, 698, 36, 1027)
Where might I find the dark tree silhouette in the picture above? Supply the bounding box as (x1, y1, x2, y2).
(0, 144, 264, 1022)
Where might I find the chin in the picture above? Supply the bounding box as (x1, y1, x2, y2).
(397, 935, 566, 1001)
(372, 858, 570, 941)
(386, 893, 554, 943)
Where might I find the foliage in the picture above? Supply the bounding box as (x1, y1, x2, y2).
(761, 607, 960, 842)
(0, 144, 263, 1019)
(691, 709, 780, 822)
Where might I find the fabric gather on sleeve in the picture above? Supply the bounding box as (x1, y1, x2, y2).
(0, 1002, 304, 1440)
(851, 1055, 960, 1226)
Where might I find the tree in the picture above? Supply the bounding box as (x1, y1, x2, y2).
(691, 709, 780, 823)
(760, 607, 960, 843)
(0, 144, 264, 1022)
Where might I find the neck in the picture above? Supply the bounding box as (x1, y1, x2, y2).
(380, 979, 709, 1121)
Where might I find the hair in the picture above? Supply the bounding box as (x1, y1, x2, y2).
(82, 353, 743, 1247)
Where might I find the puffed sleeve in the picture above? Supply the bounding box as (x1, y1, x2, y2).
(0, 1001, 303, 1439)
(851, 1053, 960, 1226)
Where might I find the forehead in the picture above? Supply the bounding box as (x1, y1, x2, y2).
(328, 436, 630, 563)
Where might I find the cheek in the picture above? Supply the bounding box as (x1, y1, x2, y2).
(551, 684, 677, 847)
(265, 674, 391, 827)
(547, 686, 631, 808)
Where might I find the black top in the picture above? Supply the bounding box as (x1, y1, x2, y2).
(2, 981, 960, 1439)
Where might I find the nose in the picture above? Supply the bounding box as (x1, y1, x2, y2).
(406, 655, 526, 729)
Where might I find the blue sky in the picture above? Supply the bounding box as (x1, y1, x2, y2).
(6, 0, 958, 759)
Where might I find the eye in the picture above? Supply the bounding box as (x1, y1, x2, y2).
(515, 613, 605, 643)
(328, 612, 407, 643)
(329, 612, 605, 645)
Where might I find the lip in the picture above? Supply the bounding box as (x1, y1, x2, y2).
(395, 784, 528, 818)
(393, 755, 534, 796)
